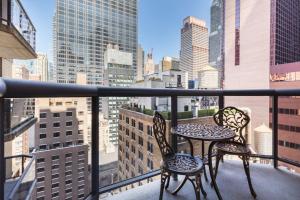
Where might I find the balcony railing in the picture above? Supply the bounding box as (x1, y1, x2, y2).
(0, 78, 300, 199)
(0, 0, 36, 58)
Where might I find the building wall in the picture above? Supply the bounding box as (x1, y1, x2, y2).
(224, 0, 271, 146)
(34, 97, 89, 199)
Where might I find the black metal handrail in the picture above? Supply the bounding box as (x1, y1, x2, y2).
(0, 78, 300, 200)
(2, 78, 300, 98)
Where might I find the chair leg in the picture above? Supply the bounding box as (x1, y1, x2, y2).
(199, 174, 207, 198)
(203, 165, 209, 182)
(165, 175, 170, 189)
(211, 154, 222, 187)
(242, 156, 257, 198)
(214, 154, 222, 180)
(171, 176, 188, 195)
(195, 174, 202, 200)
(159, 171, 168, 200)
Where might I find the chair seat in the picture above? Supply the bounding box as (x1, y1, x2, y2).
(215, 141, 250, 155)
(163, 153, 203, 175)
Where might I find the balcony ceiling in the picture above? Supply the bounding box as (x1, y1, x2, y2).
(0, 25, 36, 59)
(104, 161, 300, 200)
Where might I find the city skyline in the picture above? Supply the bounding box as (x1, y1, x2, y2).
(21, 0, 211, 63)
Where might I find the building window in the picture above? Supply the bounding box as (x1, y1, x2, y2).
(37, 158, 45, 163)
(126, 129, 129, 136)
(52, 164, 59, 169)
(131, 119, 136, 127)
(147, 126, 152, 136)
(52, 192, 59, 198)
(66, 111, 73, 116)
(147, 142, 153, 153)
(147, 158, 153, 169)
(65, 188, 72, 194)
(52, 174, 59, 179)
(40, 113, 47, 118)
(126, 151, 129, 159)
(39, 145, 47, 150)
(119, 114, 122, 120)
(66, 121, 72, 127)
(65, 171, 72, 176)
(52, 155, 59, 160)
(131, 145, 136, 154)
(40, 133, 46, 139)
(65, 180, 72, 185)
(78, 130, 83, 135)
(52, 183, 59, 188)
(37, 187, 44, 192)
(78, 151, 85, 156)
(131, 158, 135, 167)
(138, 136, 143, 146)
(37, 177, 45, 182)
(138, 122, 143, 131)
(53, 113, 60, 118)
(53, 122, 60, 127)
(37, 168, 45, 173)
(66, 130, 72, 136)
(65, 153, 72, 158)
(53, 132, 60, 137)
(39, 123, 47, 129)
(131, 132, 136, 140)
(126, 117, 129, 124)
(53, 143, 61, 149)
(138, 151, 143, 161)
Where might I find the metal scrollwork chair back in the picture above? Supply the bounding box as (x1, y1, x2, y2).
(213, 106, 257, 198)
(153, 111, 174, 159)
(213, 106, 250, 144)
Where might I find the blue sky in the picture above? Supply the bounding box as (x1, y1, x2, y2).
(22, 0, 211, 63)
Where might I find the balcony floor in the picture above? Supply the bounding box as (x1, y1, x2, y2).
(104, 161, 300, 200)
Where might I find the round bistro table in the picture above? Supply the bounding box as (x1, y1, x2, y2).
(174, 124, 235, 200)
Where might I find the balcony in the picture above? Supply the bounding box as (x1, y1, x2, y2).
(103, 161, 300, 200)
(0, 0, 36, 59)
(1, 78, 300, 200)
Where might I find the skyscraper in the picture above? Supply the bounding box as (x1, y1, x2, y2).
(103, 44, 134, 144)
(209, 0, 224, 87)
(224, 0, 300, 172)
(180, 16, 209, 80)
(137, 44, 145, 81)
(53, 0, 137, 85)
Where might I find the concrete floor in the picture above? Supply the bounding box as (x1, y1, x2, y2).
(103, 161, 300, 200)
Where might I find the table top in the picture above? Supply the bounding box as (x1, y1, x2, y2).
(174, 124, 235, 141)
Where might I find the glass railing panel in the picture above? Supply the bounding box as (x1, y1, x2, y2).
(277, 96, 300, 173)
(8, 156, 36, 200)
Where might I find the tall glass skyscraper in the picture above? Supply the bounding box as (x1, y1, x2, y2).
(53, 0, 137, 85)
(209, 0, 224, 88)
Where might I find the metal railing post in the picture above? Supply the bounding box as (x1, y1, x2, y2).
(91, 96, 99, 199)
(218, 95, 224, 125)
(21, 155, 24, 173)
(171, 96, 178, 181)
(0, 98, 5, 200)
(272, 95, 278, 168)
(7, 0, 11, 25)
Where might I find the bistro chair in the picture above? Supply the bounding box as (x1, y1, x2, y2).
(153, 111, 206, 200)
(213, 106, 257, 198)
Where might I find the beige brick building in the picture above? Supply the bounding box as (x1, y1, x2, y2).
(118, 108, 213, 181)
